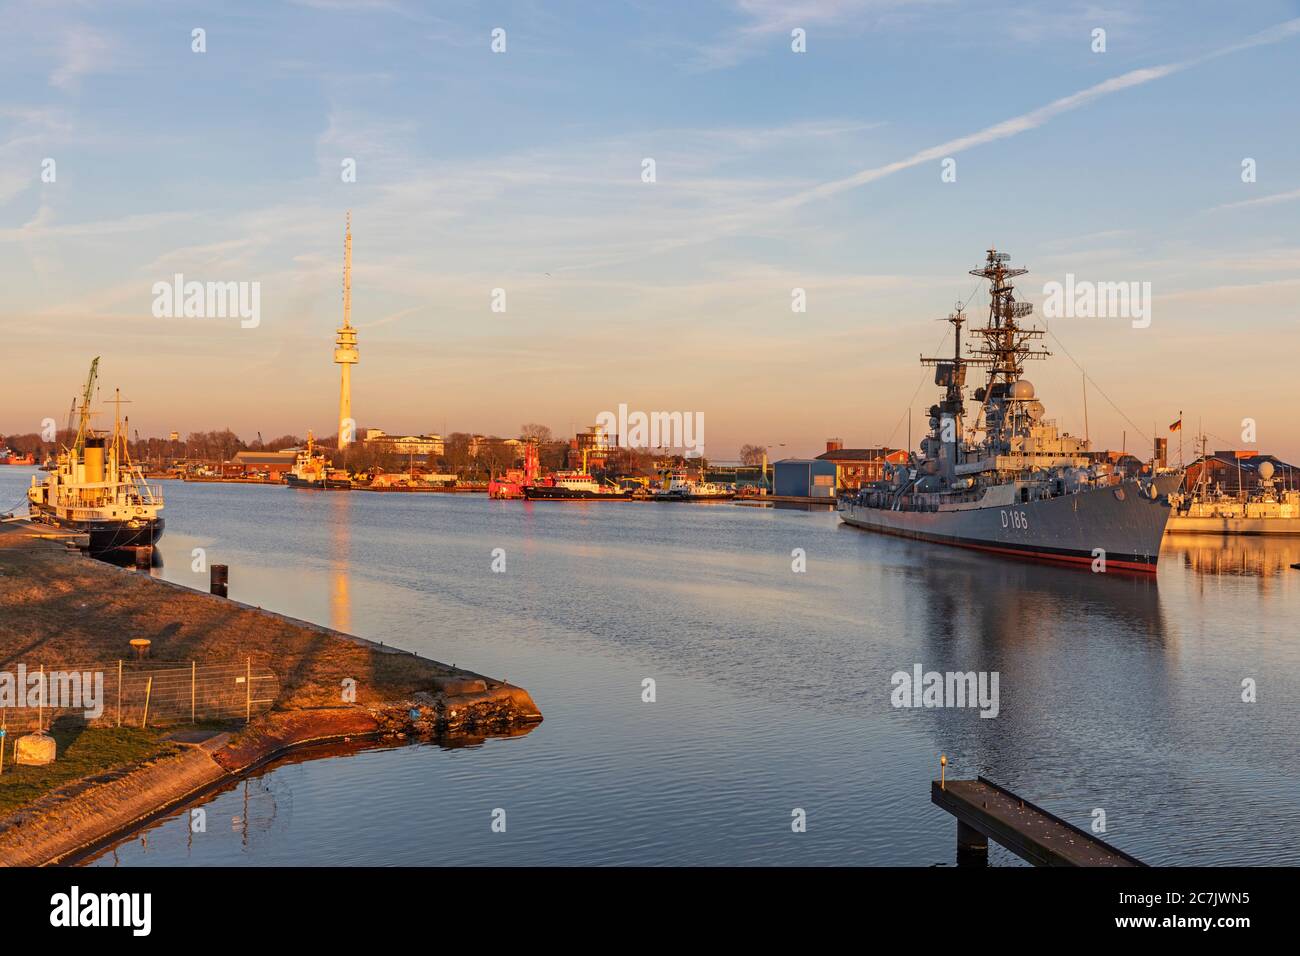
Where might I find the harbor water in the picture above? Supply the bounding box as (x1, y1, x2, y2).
(3, 469, 1297, 866)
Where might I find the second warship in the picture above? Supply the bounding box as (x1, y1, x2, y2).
(839, 249, 1173, 572)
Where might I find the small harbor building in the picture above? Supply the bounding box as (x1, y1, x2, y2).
(773, 458, 838, 498)
(814, 441, 907, 491)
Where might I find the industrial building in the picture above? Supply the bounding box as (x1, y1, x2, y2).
(773, 458, 838, 498)
(230, 450, 299, 478)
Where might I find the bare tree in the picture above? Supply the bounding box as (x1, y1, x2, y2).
(520, 423, 553, 443)
(740, 444, 767, 465)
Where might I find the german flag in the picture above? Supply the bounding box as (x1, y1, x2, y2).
(1169, 419, 1182, 432)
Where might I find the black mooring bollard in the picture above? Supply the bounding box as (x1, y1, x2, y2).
(210, 564, 229, 597)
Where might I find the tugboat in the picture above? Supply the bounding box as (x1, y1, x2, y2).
(26, 358, 164, 554)
(522, 450, 633, 500)
(0, 445, 36, 465)
(839, 249, 1172, 573)
(284, 430, 352, 490)
(653, 469, 736, 501)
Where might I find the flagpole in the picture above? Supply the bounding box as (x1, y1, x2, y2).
(1179, 409, 1183, 469)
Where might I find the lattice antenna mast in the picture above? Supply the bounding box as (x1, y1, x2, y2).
(967, 248, 1049, 387)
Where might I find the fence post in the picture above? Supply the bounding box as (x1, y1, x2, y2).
(117, 659, 123, 728)
(245, 657, 252, 723)
(141, 676, 153, 729)
(191, 661, 196, 724)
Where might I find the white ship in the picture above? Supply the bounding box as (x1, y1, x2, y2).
(653, 470, 735, 501)
(26, 358, 164, 554)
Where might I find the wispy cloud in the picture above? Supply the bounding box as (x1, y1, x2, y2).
(1210, 187, 1300, 212)
(49, 24, 114, 92)
(694, 0, 929, 69)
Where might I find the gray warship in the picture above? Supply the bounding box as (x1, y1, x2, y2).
(839, 249, 1173, 573)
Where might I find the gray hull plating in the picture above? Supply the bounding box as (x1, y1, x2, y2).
(839, 482, 1172, 571)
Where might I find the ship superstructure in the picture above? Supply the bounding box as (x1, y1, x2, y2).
(839, 249, 1172, 572)
(27, 358, 165, 553)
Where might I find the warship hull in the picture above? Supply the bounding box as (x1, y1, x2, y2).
(839, 483, 1171, 572)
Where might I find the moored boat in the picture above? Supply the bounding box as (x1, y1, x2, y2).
(0, 446, 36, 465)
(838, 249, 1172, 572)
(284, 431, 353, 490)
(522, 472, 634, 500)
(26, 358, 164, 554)
(652, 470, 735, 501)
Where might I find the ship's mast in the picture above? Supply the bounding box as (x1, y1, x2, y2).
(966, 249, 1049, 453)
(968, 249, 1047, 385)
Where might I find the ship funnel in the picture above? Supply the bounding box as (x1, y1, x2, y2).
(84, 437, 106, 483)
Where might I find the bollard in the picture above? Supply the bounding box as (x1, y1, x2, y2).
(211, 564, 229, 597)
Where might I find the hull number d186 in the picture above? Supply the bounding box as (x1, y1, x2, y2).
(1001, 509, 1029, 530)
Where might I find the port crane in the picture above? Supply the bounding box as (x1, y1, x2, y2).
(69, 357, 100, 457)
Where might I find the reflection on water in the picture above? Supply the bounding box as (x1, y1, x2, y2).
(1166, 533, 1300, 580)
(328, 492, 352, 634)
(0, 470, 1292, 867)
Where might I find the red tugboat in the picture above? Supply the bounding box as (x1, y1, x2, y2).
(0, 445, 36, 465)
(518, 447, 633, 501)
(489, 442, 541, 499)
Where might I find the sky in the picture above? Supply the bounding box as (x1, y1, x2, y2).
(2, 0, 1299, 462)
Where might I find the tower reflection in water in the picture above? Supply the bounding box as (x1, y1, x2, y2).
(328, 491, 352, 634)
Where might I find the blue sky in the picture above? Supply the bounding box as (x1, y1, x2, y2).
(2, 0, 1299, 460)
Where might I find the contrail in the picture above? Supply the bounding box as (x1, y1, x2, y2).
(778, 17, 1300, 210)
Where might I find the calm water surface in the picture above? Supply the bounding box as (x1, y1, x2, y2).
(4, 470, 1297, 865)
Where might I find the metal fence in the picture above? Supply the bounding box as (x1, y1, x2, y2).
(0, 659, 280, 731)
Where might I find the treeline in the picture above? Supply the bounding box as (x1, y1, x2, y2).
(3, 423, 709, 478)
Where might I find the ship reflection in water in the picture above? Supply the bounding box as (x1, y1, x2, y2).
(1166, 533, 1300, 579)
(36, 475, 1294, 868)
